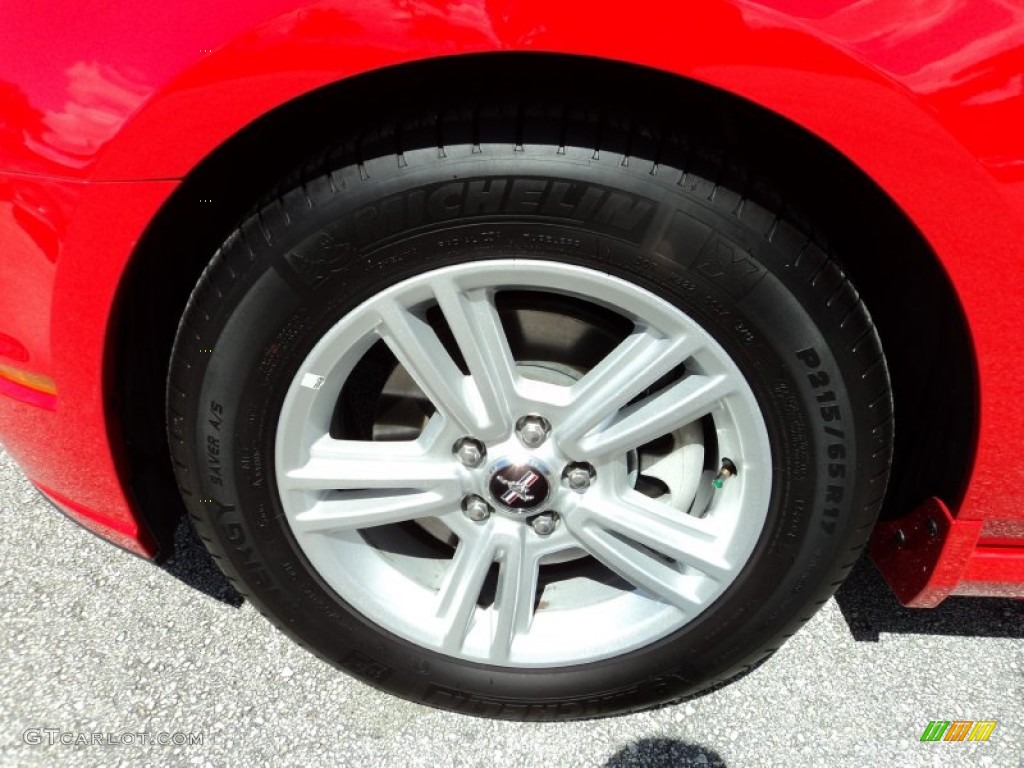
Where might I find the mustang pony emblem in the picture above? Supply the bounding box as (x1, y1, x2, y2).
(495, 470, 540, 504)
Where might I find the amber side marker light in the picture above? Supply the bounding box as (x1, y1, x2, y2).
(0, 363, 58, 409)
(0, 363, 57, 395)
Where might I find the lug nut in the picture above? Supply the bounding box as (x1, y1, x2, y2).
(531, 513, 558, 536)
(516, 415, 551, 449)
(453, 437, 486, 468)
(563, 463, 595, 492)
(463, 495, 492, 522)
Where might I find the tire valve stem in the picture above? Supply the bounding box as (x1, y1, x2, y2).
(713, 458, 738, 489)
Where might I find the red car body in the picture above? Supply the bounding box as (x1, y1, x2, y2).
(1, 0, 1022, 607)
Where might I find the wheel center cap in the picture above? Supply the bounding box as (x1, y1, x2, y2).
(488, 459, 552, 514)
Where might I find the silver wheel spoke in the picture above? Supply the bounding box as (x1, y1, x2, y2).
(569, 492, 731, 583)
(578, 373, 733, 458)
(435, 527, 541, 660)
(293, 489, 460, 533)
(375, 298, 483, 433)
(433, 280, 519, 440)
(436, 531, 499, 654)
(283, 436, 458, 491)
(564, 520, 703, 613)
(559, 328, 699, 453)
(490, 529, 540, 662)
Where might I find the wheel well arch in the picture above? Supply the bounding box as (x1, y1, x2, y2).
(109, 52, 977, 555)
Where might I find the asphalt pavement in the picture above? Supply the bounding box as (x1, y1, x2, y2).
(1, 445, 1021, 767)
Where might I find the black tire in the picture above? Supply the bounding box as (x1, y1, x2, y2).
(167, 102, 892, 720)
